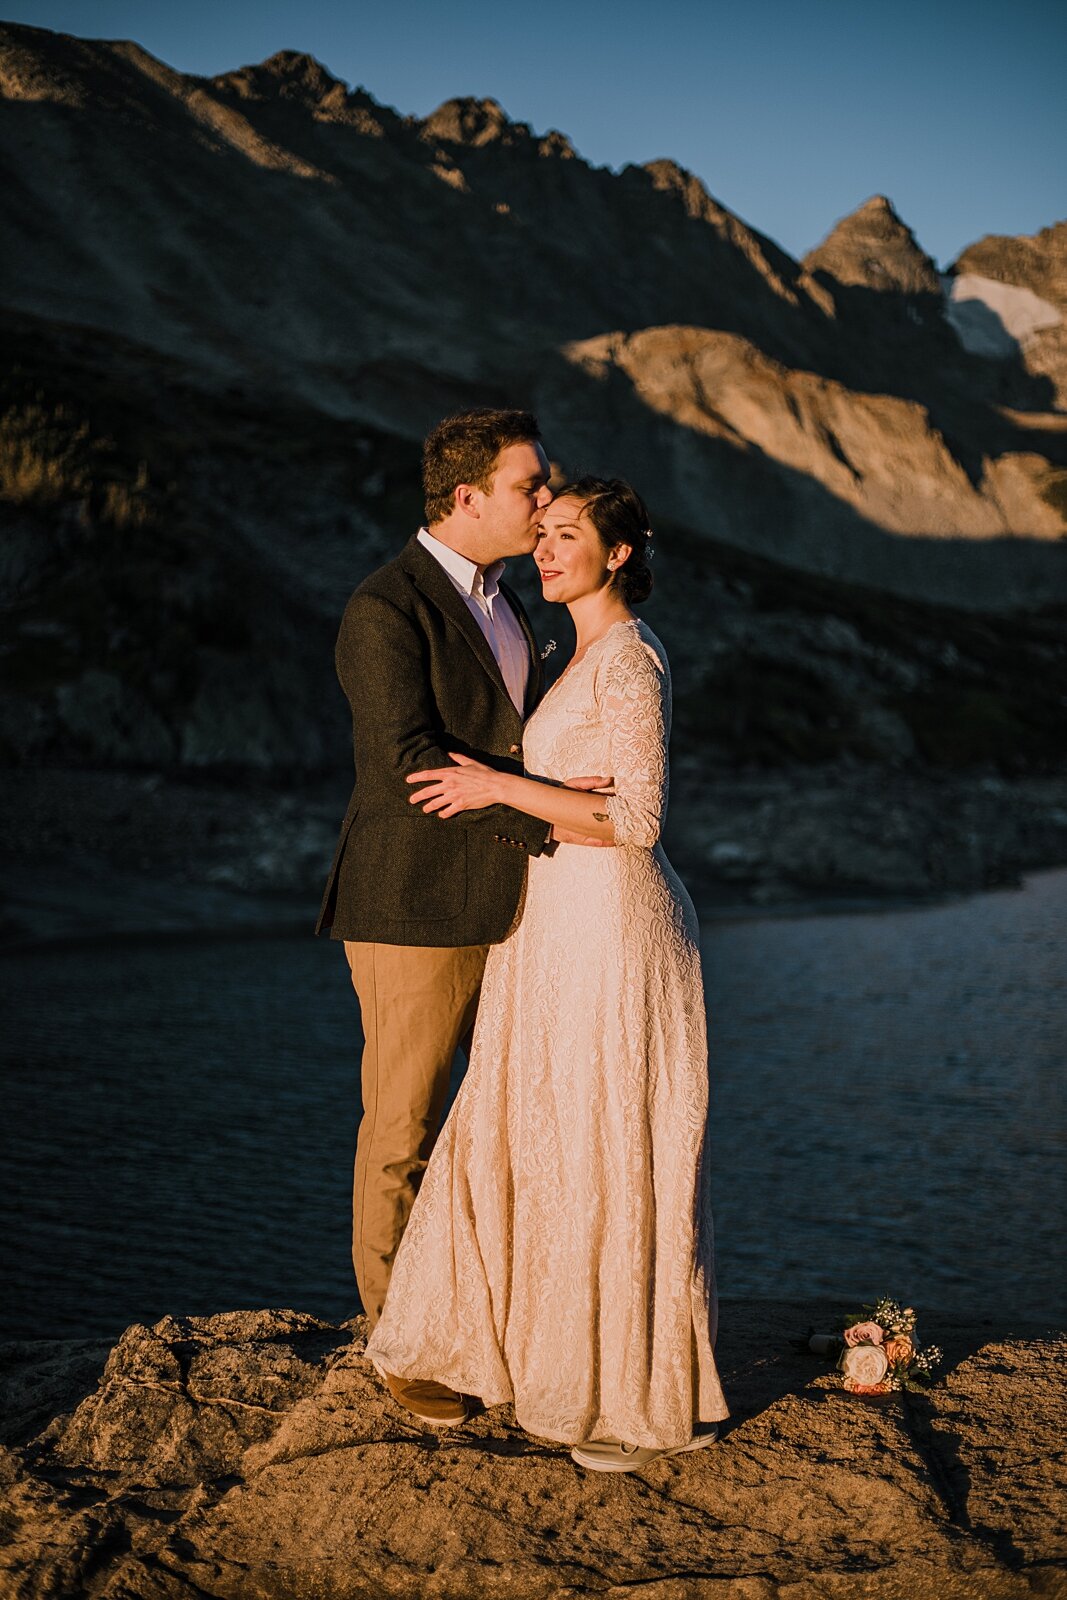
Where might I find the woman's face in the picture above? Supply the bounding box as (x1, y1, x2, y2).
(533, 496, 630, 604)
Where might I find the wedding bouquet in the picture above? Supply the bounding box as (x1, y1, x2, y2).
(805, 1297, 942, 1393)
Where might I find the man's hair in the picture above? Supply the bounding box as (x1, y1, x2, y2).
(422, 407, 542, 525)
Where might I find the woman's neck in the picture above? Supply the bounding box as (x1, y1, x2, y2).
(566, 591, 634, 653)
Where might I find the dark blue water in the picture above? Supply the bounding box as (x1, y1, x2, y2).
(2, 868, 1064, 1340)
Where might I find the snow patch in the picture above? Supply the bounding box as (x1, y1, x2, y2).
(941, 272, 1061, 358)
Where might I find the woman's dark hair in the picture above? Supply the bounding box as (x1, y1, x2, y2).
(423, 407, 542, 525)
(554, 476, 654, 605)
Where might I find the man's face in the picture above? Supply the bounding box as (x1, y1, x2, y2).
(476, 440, 553, 558)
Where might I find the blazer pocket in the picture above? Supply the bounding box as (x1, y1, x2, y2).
(355, 815, 468, 921)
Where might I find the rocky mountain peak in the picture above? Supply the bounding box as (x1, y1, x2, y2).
(643, 158, 701, 188)
(419, 96, 532, 148)
(640, 158, 731, 226)
(950, 220, 1067, 308)
(803, 194, 942, 294)
(536, 127, 577, 159)
(0, 20, 95, 105)
(212, 50, 346, 107)
(858, 194, 899, 219)
(419, 97, 576, 159)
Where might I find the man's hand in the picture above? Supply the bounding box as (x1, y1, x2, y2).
(551, 824, 611, 846)
(564, 774, 614, 793)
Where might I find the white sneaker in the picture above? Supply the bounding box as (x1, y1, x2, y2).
(571, 1425, 719, 1472)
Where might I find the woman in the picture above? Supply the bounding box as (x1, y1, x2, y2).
(364, 477, 729, 1470)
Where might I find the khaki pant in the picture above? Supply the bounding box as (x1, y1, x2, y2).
(343, 940, 489, 1326)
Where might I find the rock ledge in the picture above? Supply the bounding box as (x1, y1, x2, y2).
(1, 1300, 1063, 1598)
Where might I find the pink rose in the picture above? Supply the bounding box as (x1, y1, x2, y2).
(844, 1321, 884, 1347)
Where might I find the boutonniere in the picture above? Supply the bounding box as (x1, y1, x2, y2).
(540, 639, 557, 661)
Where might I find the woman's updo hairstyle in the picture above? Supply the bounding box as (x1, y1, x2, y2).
(555, 476, 655, 605)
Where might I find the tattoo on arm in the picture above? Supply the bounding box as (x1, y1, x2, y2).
(593, 811, 609, 822)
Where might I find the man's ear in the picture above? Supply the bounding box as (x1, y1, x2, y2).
(454, 482, 480, 519)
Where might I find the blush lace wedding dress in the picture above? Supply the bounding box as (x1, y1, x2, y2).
(364, 617, 730, 1448)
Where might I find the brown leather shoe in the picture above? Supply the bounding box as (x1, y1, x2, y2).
(380, 1369, 469, 1426)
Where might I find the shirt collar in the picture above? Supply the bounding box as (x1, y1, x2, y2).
(482, 559, 505, 601)
(418, 527, 504, 600)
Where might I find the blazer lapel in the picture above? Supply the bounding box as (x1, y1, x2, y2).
(401, 535, 511, 701)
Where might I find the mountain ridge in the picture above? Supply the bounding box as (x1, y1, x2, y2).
(1, 21, 1065, 617)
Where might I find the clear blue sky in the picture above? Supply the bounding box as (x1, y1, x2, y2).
(6, 0, 1065, 267)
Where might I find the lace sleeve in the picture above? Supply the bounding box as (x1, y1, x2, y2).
(596, 631, 671, 849)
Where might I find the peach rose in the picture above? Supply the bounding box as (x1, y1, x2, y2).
(841, 1343, 889, 1387)
(844, 1321, 884, 1347)
(884, 1336, 915, 1365)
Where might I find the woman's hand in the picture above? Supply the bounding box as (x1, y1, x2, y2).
(407, 752, 504, 817)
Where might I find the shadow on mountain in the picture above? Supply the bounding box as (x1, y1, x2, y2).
(803, 276, 1062, 481)
(2, 305, 1065, 810)
(522, 344, 1067, 611)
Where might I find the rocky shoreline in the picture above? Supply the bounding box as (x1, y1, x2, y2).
(1, 1302, 1063, 1599)
(1, 765, 1066, 952)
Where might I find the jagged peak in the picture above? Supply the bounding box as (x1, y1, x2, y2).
(537, 127, 577, 159)
(639, 158, 732, 225)
(948, 219, 1067, 306)
(803, 195, 941, 294)
(855, 193, 899, 218)
(643, 157, 699, 190)
(950, 217, 1067, 267)
(212, 50, 347, 106)
(419, 96, 533, 148)
(827, 194, 914, 236)
(418, 97, 578, 160)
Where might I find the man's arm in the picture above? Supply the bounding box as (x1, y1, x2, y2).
(337, 588, 552, 855)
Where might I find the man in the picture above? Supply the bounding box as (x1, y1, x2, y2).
(316, 406, 558, 1427)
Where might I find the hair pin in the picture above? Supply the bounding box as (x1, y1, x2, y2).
(540, 639, 557, 660)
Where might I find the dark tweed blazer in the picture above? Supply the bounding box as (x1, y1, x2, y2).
(316, 533, 552, 946)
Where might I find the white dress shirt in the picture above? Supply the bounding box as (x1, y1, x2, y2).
(417, 527, 530, 714)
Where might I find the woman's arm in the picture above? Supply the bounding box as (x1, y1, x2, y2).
(407, 756, 618, 841)
(408, 634, 671, 848)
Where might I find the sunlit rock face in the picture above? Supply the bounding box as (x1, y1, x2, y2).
(552, 324, 1064, 544)
(0, 1305, 1063, 1599)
